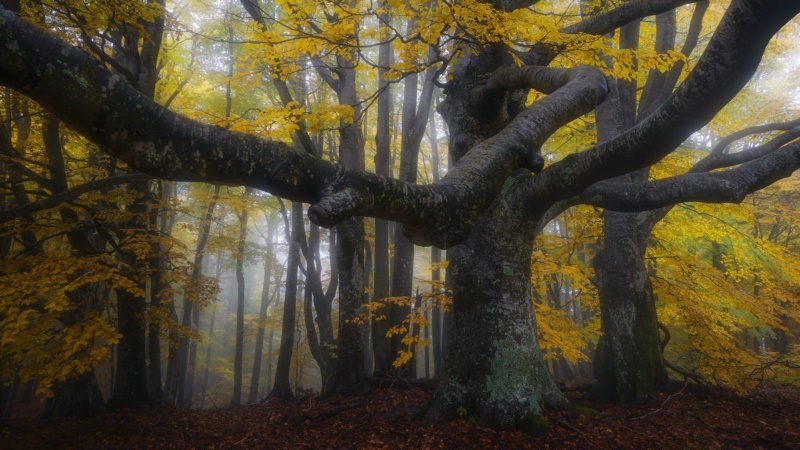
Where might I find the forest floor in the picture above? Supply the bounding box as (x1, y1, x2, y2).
(2, 384, 800, 449)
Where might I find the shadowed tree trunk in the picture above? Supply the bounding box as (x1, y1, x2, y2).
(591, 3, 707, 402)
(422, 48, 567, 428)
(269, 200, 303, 399)
(231, 187, 253, 406)
(38, 114, 105, 416)
(388, 22, 438, 378)
(248, 214, 276, 403)
(428, 106, 444, 377)
(371, 4, 393, 375)
(168, 184, 220, 407)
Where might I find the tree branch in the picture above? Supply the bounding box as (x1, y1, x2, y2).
(0, 173, 150, 223)
(525, 0, 800, 211)
(579, 139, 800, 211)
(560, 0, 700, 36)
(0, 8, 607, 248)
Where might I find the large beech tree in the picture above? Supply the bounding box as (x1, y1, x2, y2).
(3, 0, 800, 431)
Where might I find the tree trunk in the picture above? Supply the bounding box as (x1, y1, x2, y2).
(109, 178, 151, 408)
(328, 216, 369, 395)
(265, 328, 275, 394)
(248, 215, 276, 403)
(592, 212, 670, 401)
(322, 49, 370, 396)
(199, 310, 216, 409)
(170, 184, 220, 407)
(371, 4, 393, 375)
(269, 201, 302, 399)
(422, 47, 565, 431)
(41, 372, 105, 417)
(184, 306, 200, 406)
(231, 187, 252, 406)
(422, 205, 565, 431)
(589, 13, 683, 401)
(429, 108, 444, 376)
(40, 114, 107, 415)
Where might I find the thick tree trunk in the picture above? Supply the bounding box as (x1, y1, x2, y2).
(592, 212, 670, 401)
(589, 14, 679, 402)
(423, 47, 565, 431)
(423, 204, 565, 431)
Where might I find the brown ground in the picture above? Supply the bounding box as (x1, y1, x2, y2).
(2, 386, 799, 449)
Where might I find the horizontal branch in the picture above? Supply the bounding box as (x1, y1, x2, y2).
(561, 0, 701, 36)
(525, 0, 800, 211)
(707, 117, 800, 157)
(0, 7, 607, 248)
(579, 139, 800, 211)
(0, 174, 150, 223)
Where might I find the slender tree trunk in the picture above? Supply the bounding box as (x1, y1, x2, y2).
(590, 10, 692, 401)
(107, 3, 165, 409)
(231, 188, 253, 406)
(109, 177, 151, 408)
(323, 49, 369, 396)
(388, 25, 437, 378)
(269, 201, 302, 399)
(248, 216, 276, 403)
(184, 306, 200, 407)
(428, 108, 444, 376)
(147, 181, 173, 405)
(265, 328, 275, 395)
(199, 310, 216, 409)
(39, 115, 106, 416)
(170, 184, 220, 407)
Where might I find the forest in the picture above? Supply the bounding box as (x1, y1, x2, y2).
(1, 0, 800, 447)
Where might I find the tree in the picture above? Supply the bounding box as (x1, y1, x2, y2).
(3, 0, 800, 431)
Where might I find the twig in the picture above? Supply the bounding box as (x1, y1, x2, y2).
(632, 380, 689, 421)
(555, 419, 585, 437)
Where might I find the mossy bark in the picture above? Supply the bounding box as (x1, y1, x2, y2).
(419, 46, 568, 431)
(421, 193, 567, 430)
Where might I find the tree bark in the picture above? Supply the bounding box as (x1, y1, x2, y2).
(269, 201, 302, 399)
(231, 187, 253, 406)
(371, 4, 393, 375)
(248, 215, 276, 403)
(169, 185, 220, 407)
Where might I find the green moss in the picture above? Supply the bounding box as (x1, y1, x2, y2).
(572, 405, 600, 417)
(60, 68, 89, 90)
(486, 338, 535, 404)
(519, 413, 549, 436)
